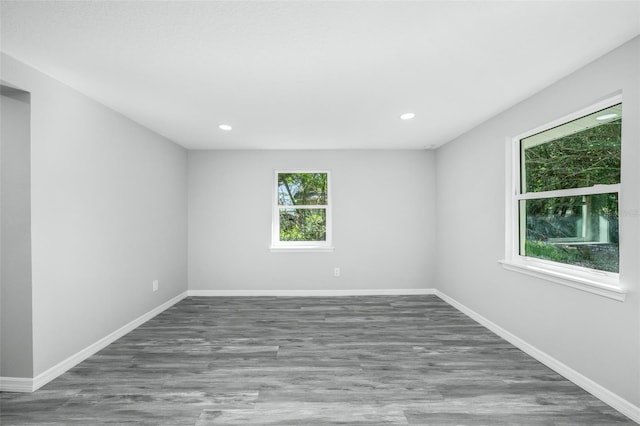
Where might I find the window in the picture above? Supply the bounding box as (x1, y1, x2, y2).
(502, 96, 626, 301)
(271, 171, 333, 251)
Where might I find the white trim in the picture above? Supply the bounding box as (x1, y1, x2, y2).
(505, 136, 515, 265)
(517, 184, 620, 200)
(276, 205, 328, 210)
(435, 290, 640, 424)
(269, 246, 335, 253)
(499, 259, 625, 302)
(0, 291, 188, 393)
(187, 288, 435, 297)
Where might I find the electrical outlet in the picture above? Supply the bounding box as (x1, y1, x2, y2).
(152, 279, 159, 292)
(334, 267, 340, 277)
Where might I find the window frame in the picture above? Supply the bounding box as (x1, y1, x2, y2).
(270, 170, 334, 252)
(501, 95, 626, 301)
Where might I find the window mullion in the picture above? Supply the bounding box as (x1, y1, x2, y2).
(278, 205, 328, 209)
(517, 184, 620, 201)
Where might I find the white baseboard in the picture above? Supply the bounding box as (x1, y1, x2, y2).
(434, 290, 640, 424)
(188, 288, 436, 297)
(0, 291, 188, 393)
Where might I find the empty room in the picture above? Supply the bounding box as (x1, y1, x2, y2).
(1, 1, 640, 424)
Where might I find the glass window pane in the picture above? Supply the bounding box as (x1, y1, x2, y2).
(278, 173, 328, 206)
(519, 193, 619, 272)
(279, 208, 327, 241)
(521, 104, 621, 193)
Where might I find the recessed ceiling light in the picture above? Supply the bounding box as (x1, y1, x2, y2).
(400, 112, 415, 120)
(219, 124, 232, 131)
(596, 113, 618, 121)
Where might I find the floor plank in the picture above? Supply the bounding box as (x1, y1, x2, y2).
(1, 295, 635, 425)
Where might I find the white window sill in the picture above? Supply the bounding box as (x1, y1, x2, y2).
(499, 259, 626, 302)
(270, 246, 335, 253)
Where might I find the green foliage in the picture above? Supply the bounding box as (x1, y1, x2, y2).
(278, 173, 327, 206)
(524, 240, 618, 273)
(523, 119, 620, 220)
(524, 193, 618, 242)
(279, 209, 326, 241)
(523, 119, 621, 194)
(525, 240, 579, 264)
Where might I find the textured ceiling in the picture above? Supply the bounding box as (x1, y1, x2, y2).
(1, 1, 639, 150)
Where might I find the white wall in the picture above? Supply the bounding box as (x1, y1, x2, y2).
(1, 88, 33, 378)
(188, 150, 435, 292)
(435, 37, 640, 405)
(0, 54, 188, 377)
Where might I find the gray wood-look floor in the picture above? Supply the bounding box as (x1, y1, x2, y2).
(1, 295, 635, 425)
